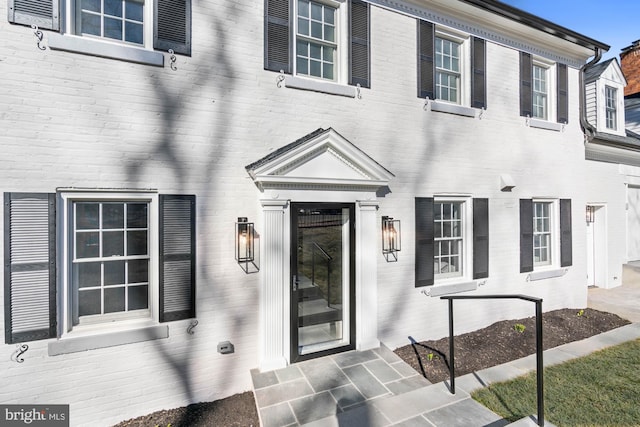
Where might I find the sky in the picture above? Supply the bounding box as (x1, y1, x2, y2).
(500, 0, 639, 60)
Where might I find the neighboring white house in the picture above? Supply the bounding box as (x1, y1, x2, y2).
(1, 0, 618, 425)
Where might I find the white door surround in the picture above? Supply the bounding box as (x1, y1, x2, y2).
(246, 128, 394, 371)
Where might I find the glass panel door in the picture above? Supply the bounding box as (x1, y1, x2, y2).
(291, 203, 355, 362)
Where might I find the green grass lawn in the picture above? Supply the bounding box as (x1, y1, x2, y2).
(472, 339, 640, 426)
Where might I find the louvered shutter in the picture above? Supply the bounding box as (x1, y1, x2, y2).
(471, 37, 486, 109)
(159, 195, 196, 322)
(473, 198, 489, 279)
(4, 193, 56, 344)
(415, 197, 434, 287)
(349, 0, 369, 88)
(417, 20, 435, 99)
(154, 0, 191, 56)
(557, 63, 568, 124)
(264, 0, 291, 73)
(8, 0, 59, 30)
(560, 199, 572, 267)
(519, 199, 533, 273)
(520, 52, 533, 117)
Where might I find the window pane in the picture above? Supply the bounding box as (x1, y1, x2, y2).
(103, 231, 125, 256)
(104, 287, 125, 313)
(325, 25, 335, 43)
(127, 203, 148, 228)
(81, 13, 101, 36)
(128, 259, 149, 283)
(104, 17, 123, 40)
(76, 232, 100, 258)
(297, 57, 309, 75)
(104, 0, 123, 17)
(324, 7, 334, 24)
(103, 203, 124, 229)
(298, 17, 309, 36)
(311, 21, 322, 39)
(76, 203, 99, 229)
(310, 59, 321, 77)
(309, 43, 321, 60)
(127, 230, 148, 255)
(128, 285, 149, 310)
(125, 22, 143, 44)
(311, 2, 322, 20)
(82, 0, 100, 12)
(125, 0, 143, 21)
(323, 63, 333, 80)
(75, 262, 101, 288)
(298, 0, 309, 17)
(104, 260, 125, 286)
(79, 289, 101, 316)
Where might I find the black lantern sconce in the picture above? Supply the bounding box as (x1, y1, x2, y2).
(382, 216, 401, 262)
(586, 206, 595, 224)
(236, 217, 255, 265)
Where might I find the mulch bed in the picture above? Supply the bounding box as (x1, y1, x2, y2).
(114, 308, 630, 426)
(393, 308, 630, 383)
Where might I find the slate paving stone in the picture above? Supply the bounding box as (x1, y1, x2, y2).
(422, 397, 508, 427)
(255, 377, 314, 407)
(329, 383, 366, 409)
(299, 357, 350, 392)
(343, 364, 389, 399)
(332, 349, 380, 367)
(275, 365, 303, 383)
(251, 368, 279, 389)
(289, 391, 338, 425)
(385, 375, 431, 395)
(364, 359, 402, 383)
(259, 402, 297, 427)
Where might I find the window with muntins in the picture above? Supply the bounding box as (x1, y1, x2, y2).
(605, 86, 617, 130)
(72, 200, 150, 324)
(296, 0, 336, 80)
(77, 0, 145, 45)
(435, 37, 461, 103)
(532, 64, 548, 120)
(532, 201, 551, 266)
(433, 201, 463, 278)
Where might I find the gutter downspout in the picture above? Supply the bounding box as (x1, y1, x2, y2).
(580, 47, 603, 143)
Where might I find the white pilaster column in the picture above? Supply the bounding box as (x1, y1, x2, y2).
(356, 200, 380, 350)
(259, 199, 289, 372)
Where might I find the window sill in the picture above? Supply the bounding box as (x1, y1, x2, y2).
(429, 101, 477, 118)
(47, 33, 164, 67)
(48, 323, 169, 356)
(527, 268, 568, 282)
(422, 280, 479, 297)
(527, 118, 564, 132)
(284, 75, 357, 98)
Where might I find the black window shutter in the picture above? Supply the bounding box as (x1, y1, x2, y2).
(8, 0, 59, 30)
(520, 52, 533, 117)
(473, 198, 489, 279)
(4, 193, 56, 344)
(154, 0, 191, 56)
(159, 194, 196, 322)
(349, 0, 370, 88)
(415, 197, 434, 287)
(471, 37, 486, 109)
(557, 63, 568, 124)
(417, 20, 435, 99)
(519, 199, 534, 273)
(560, 199, 572, 267)
(264, 0, 291, 73)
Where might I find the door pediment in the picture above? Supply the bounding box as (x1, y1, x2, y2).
(246, 128, 394, 191)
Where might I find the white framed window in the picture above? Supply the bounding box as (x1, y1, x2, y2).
(61, 191, 159, 333)
(433, 198, 472, 280)
(294, 0, 346, 82)
(532, 64, 548, 120)
(76, 0, 145, 45)
(435, 37, 461, 103)
(533, 201, 552, 267)
(605, 86, 617, 130)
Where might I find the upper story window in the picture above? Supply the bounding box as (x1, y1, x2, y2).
(605, 86, 618, 130)
(532, 64, 548, 120)
(417, 20, 486, 110)
(296, 0, 337, 80)
(520, 52, 568, 125)
(77, 0, 145, 45)
(435, 37, 461, 103)
(265, 0, 370, 91)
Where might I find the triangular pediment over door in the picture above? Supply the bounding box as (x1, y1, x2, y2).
(246, 128, 394, 191)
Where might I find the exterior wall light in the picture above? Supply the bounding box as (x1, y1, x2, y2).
(586, 206, 595, 223)
(236, 217, 255, 264)
(382, 216, 401, 262)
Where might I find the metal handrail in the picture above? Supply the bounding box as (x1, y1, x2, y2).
(439, 294, 544, 427)
(311, 242, 333, 307)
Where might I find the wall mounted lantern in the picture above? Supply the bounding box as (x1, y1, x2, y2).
(382, 216, 401, 262)
(585, 206, 595, 223)
(236, 217, 255, 264)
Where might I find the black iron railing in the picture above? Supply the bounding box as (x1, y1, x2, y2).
(440, 294, 544, 427)
(311, 242, 333, 307)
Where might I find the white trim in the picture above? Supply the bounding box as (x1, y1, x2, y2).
(433, 196, 472, 284)
(429, 101, 476, 117)
(528, 118, 563, 132)
(527, 268, 567, 281)
(284, 75, 357, 97)
(49, 324, 168, 355)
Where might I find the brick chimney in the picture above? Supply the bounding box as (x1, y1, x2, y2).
(621, 40, 640, 97)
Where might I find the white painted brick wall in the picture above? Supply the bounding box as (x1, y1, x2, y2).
(0, 0, 612, 425)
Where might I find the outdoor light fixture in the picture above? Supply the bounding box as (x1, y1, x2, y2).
(586, 206, 595, 223)
(236, 217, 255, 264)
(382, 216, 401, 262)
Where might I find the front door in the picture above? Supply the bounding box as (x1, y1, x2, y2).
(290, 203, 355, 362)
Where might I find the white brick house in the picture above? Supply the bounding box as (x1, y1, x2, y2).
(1, 0, 616, 425)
